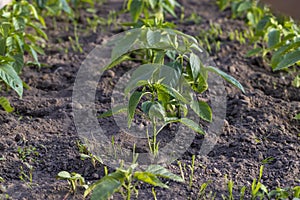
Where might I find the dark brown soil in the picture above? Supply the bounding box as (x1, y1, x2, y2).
(0, 0, 299, 199)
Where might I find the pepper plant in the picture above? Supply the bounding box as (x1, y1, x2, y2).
(84, 163, 184, 200)
(124, 0, 181, 28)
(100, 26, 244, 156)
(0, 0, 47, 111)
(217, 0, 300, 86)
(57, 171, 88, 193)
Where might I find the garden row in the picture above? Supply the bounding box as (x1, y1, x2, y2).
(0, 0, 299, 199)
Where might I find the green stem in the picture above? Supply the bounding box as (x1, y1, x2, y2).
(152, 118, 158, 156)
(126, 180, 131, 200)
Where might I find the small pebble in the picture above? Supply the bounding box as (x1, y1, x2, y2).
(246, 116, 255, 123)
(92, 173, 99, 179)
(107, 70, 115, 78)
(137, 123, 144, 131)
(70, 102, 83, 110)
(229, 66, 236, 73)
(0, 185, 7, 193)
(212, 167, 221, 175)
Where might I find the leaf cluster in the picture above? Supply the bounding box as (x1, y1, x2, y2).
(217, 0, 300, 77)
(101, 27, 244, 136)
(57, 171, 88, 193)
(0, 0, 47, 97)
(84, 164, 184, 200)
(125, 0, 181, 27)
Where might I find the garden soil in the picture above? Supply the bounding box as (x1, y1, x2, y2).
(0, 0, 299, 199)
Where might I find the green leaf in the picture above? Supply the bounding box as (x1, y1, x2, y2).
(57, 171, 71, 179)
(206, 66, 245, 93)
(162, 3, 177, 18)
(0, 56, 14, 64)
(1, 22, 11, 38)
(0, 38, 6, 56)
(134, 171, 168, 188)
(0, 97, 14, 113)
(6, 36, 14, 53)
(192, 73, 208, 93)
(292, 75, 300, 88)
(166, 117, 205, 134)
(190, 100, 212, 122)
(246, 47, 263, 57)
(179, 118, 204, 134)
(128, 91, 148, 127)
(103, 55, 131, 71)
(256, 16, 271, 35)
(0, 64, 23, 97)
(247, 11, 255, 25)
(98, 105, 127, 118)
(12, 17, 25, 31)
(30, 44, 45, 55)
(189, 53, 201, 81)
(141, 101, 154, 115)
(267, 28, 280, 48)
(148, 0, 157, 9)
(148, 102, 166, 121)
(29, 45, 40, 67)
(153, 50, 165, 64)
(38, 15, 46, 27)
(111, 30, 140, 61)
(156, 84, 189, 104)
(60, 0, 72, 14)
(27, 22, 48, 40)
(274, 49, 300, 71)
(88, 176, 122, 200)
(129, 0, 144, 22)
(237, 1, 252, 12)
(84, 171, 125, 198)
(147, 29, 161, 46)
(13, 34, 24, 53)
(145, 165, 184, 182)
(156, 63, 182, 88)
(28, 4, 39, 20)
(12, 53, 24, 74)
(157, 86, 171, 107)
(294, 113, 300, 120)
(125, 64, 158, 94)
(271, 40, 300, 55)
(271, 44, 292, 67)
(260, 184, 268, 194)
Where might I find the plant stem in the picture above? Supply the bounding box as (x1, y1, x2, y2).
(152, 118, 158, 156)
(125, 180, 131, 200)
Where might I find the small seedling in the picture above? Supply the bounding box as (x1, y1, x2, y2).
(125, 0, 181, 26)
(57, 171, 88, 193)
(294, 113, 300, 120)
(152, 187, 157, 200)
(189, 155, 196, 188)
(292, 75, 300, 88)
(250, 165, 268, 200)
(76, 140, 103, 167)
(197, 181, 214, 200)
(198, 22, 223, 53)
(177, 160, 185, 181)
(17, 146, 39, 163)
(261, 156, 275, 165)
(84, 162, 184, 200)
(222, 178, 234, 200)
(19, 162, 33, 185)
